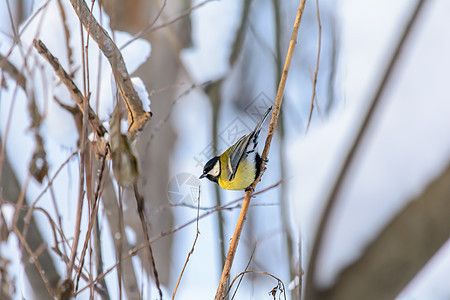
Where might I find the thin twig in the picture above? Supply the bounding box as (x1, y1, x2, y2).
(231, 243, 256, 300)
(306, 0, 322, 132)
(75, 149, 108, 291)
(148, 83, 196, 143)
(298, 236, 303, 300)
(120, 0, 214, 50)
(46, 173, 67, 261)
(133, 185, 163, 299)
(172, 187, 201, 299)
(12, 173, 32, 229)
(75, 181, 283, 296)
(304, 1, 427, 298)
(214, 1, 307, 299)
(56, 0, 74, 70)
(117, 187, 123, 300)
(13, 226, 56, 299)
(225, 270, 287, 300)
(26, 150, 77, 216)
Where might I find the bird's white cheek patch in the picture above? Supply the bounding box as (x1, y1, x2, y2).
(208, 161, 221, 177)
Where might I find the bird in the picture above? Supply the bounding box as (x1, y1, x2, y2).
(199, 106, 272, 190)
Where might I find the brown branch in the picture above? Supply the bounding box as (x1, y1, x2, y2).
(133, 185, 163, 299)
(56, 0, 75, 70)
(75, 149, 108, 291)
(231, 243, 256, 300)
(13, 226, 56, 299)
(172, 188, 201, 299)
(304, 1, 428, 298)
(0, 54, 26, 90)
(32, 39, 107, 138)
(306, 0, 322, 132)
(68, 0, 151, 139)
(225, 270, 287, 299)
(75, 181, 283, 296)
(214, 1, 307, 299)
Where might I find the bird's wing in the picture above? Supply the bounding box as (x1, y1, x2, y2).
(226, 106, 273, 181)
(227, 134, 252, 181)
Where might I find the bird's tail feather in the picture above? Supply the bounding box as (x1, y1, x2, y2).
(251, 106, 273, 146)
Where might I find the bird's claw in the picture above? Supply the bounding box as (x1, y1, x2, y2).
(245, 186, 254, 192)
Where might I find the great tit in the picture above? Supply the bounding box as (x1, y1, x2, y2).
(199, 106, 272, 190)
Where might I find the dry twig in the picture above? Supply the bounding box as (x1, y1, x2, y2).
(13, 226, 56, 299)
(121, 0, 214, 50)
(225, 270, 286, 300)
(75, 149, 109, 291)
(133, 185, 163, 299)
(214, 1, 307, 298)
(32, 39, 107, 138)
(306, 0, 322, 132)
(231, 243, 256, 300)
(172, 188, 201, 299)
(68, 0, 151, 139)
(75, 181, 282, 296)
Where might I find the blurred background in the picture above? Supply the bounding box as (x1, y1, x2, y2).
(1, 0, 450, 299)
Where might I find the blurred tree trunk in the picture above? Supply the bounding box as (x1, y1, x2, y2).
(103, 0, 192, 288)
(1, 140, 60, 299)
(311, 159, 450, 300)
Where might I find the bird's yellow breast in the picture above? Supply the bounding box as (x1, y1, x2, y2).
(218, 150, 256, 190)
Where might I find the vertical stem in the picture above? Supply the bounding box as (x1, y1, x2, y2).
(214, 1, 307, 298)
(206, 80, 227, 291)
(272, 1, 296, 299)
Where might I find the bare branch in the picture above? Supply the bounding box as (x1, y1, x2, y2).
(32, 39, 107, 138)
(214, 1, 307, 298)
(172, 188, 201, 299)
(133, 185, 163, 299)
(13, 226, 56, 299)
(75, 181, 283, 296)
(68, 0, 151, 139)
(0, 54, 26, 90)
(226, 270, 287, 300)
(306, 0, 322, 132)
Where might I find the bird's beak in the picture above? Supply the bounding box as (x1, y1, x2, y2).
(199, 173, 206, 179)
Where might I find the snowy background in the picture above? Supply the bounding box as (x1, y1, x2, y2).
(1, 0, 449, 299)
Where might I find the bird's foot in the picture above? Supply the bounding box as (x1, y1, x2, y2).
(245, 186, 254, 192)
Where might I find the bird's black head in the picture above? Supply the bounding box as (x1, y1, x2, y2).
(199, 156, 220, 184)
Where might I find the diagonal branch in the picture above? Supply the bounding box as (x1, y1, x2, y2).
(214, 1, 307, 299)
(0, 54, 26, 91)
(68, 0, 151, 139)
(33, 39, 107, 138)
